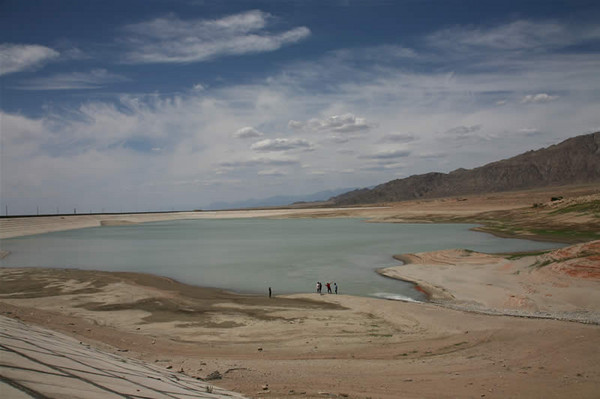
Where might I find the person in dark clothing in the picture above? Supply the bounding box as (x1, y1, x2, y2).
(269, 287, 272, 298)
(334, 282, 338, 294)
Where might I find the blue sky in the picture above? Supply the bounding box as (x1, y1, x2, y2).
(1, 0, 600, 214)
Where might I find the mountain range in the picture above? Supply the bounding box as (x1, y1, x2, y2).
(207, 187, 358, 210)
(331, 131, 600, 205)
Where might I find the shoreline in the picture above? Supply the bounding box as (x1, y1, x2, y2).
(0, 207, 389, 240)
(0, 204, 589, 313)
(2, 183, 598, 243)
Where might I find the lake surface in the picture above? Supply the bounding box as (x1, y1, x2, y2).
(0, 218, 563, 301)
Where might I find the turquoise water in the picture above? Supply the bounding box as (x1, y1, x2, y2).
(0, 218, 563, 301)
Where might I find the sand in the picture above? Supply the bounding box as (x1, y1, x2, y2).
(1, 184, 600, 398)
(1, 267, 599, 398)
(380, 241, 600, 324)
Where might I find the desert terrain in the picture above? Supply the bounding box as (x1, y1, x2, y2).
(1, 183, 599, 398)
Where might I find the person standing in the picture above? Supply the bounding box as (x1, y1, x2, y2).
(269, 287, 272, 298)
(326, 282, 332, 294)
(316, 282, 322, 294)
(334, 282, 338, 294)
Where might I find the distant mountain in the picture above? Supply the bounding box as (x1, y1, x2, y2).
(332, 132, 600, 205)
(207, 187, 358, 210)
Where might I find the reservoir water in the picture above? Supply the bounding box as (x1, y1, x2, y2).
(0, 218, 563, 301)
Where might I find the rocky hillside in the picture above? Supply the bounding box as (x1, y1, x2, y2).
(332, 132, 600, 205)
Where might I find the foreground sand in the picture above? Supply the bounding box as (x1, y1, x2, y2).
(1, 267, 599, 398)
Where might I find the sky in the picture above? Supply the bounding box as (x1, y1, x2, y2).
(1, 0, 600, 214)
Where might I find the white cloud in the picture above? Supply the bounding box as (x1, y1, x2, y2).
(444, 125, 483, 139)
(0, 43, 59, 76)
(288, 120, 304, 130)
(517, 127, 542, 136)
(17, 69, 128, 90)
(250, 138, 314, 152)
(258, 169, 287, 176)
(427, 20, 596, 51)
(121, 10, 310, 64)
(521, 93, 559, 104)
(291, 113, 373, 134)
(192, 83, 206, 91)
(233, 126, 263, 139)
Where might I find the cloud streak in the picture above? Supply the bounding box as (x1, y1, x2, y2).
(233, 127, 263, 139)
(289, 113, 372, 134)
(0, 44, 59, 76)
(521, 93, 559, 103)
(17, 69, 128, 90)
(121, 10, 311, 64)
(250, 138, 314, 152)
(427, 20, 599, 51)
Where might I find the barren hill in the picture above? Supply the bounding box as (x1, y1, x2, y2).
(332, 131, 600, 205)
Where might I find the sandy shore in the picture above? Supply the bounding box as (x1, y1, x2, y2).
(1, 267, 599, 398)
(1, 185, 600, 398)
(380, 240, 600, 324)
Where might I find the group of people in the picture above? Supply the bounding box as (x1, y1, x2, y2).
(268, 281, 339, 298)
(316, 281, 337, 294)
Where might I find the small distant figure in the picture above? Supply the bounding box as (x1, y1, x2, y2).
(268, 287, 272, 298)
(334, 282, 338, 294)
(316, 282, 322, 294)
(326, 282, 332, 294)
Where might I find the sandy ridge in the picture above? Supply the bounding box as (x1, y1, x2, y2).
(379, 241, 600, 324)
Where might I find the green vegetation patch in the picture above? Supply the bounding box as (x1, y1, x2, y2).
(530, 259, 553, 269)
(550, 200, 600, 216)
(530, 228, 600, 240)
(504, 250, 552, 260)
